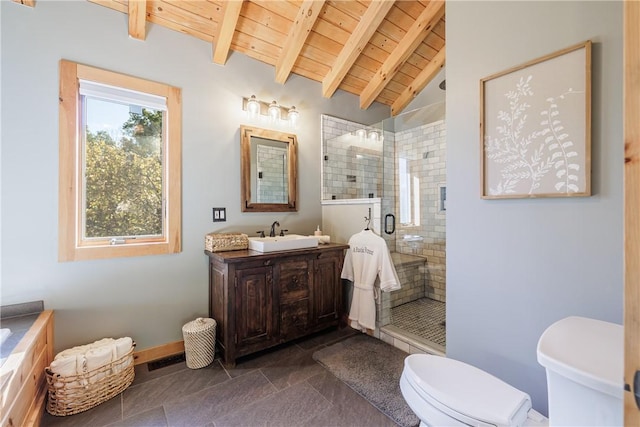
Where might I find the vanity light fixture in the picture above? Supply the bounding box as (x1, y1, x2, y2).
(242, 95, 300, 128)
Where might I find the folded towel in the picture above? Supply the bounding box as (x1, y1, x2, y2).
(85, 346, 113, 383)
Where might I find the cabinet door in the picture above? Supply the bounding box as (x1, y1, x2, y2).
(277, 257, 311, 340)
(313, 251, 343, 326)
(235, 266, 277, 352)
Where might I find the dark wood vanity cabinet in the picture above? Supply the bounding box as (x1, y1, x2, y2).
(207, 243, 349, 367)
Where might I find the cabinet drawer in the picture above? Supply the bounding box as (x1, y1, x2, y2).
(277, 258, 310, 302)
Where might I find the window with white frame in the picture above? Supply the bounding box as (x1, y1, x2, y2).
(59, 60, 182, 261)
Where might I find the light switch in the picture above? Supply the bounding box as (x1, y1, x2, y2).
(212, 207, 226, 222)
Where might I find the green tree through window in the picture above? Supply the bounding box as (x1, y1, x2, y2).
(84, 109, 163, 239)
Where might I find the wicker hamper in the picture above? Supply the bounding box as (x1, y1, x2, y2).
(182, 317, 216, 369)
(205, 232, 248, 252)
(45, 344, 135, 416)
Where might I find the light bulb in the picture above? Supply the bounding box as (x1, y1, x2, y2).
(287, 106, 299, 128)
(246, 95, 260, 119)
(268, 100, 280, 123)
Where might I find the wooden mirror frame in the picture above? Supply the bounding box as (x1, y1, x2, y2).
(240, 125, 298, 212)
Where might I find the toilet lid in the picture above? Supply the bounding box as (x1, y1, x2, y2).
(404, 354, 532, 426)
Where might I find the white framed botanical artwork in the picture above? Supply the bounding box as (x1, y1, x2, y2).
(480, 40, 592, 199)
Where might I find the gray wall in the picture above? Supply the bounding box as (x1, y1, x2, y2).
(0, 1, 389, 352)
(446, 1, 623, 415)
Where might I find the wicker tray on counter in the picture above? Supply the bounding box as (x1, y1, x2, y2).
(205, 232, 249, 252)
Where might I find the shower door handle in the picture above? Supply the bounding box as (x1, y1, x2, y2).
(384, 214, 395, 235)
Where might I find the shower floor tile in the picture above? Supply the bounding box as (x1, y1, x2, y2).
(391, 298, 446, 347)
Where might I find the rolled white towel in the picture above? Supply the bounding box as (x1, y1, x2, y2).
(85, 345, 113, 383)
(113, 337, 133, 372)
(50, 355, 79, 388)
(55, 344, 90, 360)
(114, 337, 133, 358)
(89, 337, 115, 349)
(76, 355, 89, 387)
(50, 355, 77, 376)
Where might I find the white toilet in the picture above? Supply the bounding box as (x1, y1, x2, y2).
(400, 316, 623, 426)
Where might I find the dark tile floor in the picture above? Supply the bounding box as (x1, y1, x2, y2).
(41, 328, 398, 427)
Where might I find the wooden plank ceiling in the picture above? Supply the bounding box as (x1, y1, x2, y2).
(58, 0, 446, 115)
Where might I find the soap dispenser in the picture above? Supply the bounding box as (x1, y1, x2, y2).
(314, 225, 322, 236)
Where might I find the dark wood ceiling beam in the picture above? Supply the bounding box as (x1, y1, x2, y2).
(128, 0, 147, 41)
(322, 0, 395, 98)
(391, 45, 445, 116)
(213, 0, 244, 65)
(360, 0, 445, 109)
(275, 0, 326, 84)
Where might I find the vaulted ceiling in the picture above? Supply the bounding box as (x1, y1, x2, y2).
(19, 0, 446, 116)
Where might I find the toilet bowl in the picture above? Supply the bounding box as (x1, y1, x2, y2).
(400, 316, 622, 427)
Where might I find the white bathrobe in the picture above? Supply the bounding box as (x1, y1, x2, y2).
(341, 229, 400, 331)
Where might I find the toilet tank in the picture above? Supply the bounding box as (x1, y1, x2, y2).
(537, 316, 622, 426)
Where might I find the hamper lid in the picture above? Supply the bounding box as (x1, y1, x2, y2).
(182, 317, 216, 333)
(403, 354, 532, 426)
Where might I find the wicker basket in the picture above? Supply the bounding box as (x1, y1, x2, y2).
(44, 344, 135, 416)
(182, 318, 216, 369)
(205, 232, 248, 252)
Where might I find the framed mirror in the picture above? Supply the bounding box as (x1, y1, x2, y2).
(240, 125, 298, 212)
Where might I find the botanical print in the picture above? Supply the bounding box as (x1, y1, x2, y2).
(482, 43, 589, 198)
(484, 76, 583, 195)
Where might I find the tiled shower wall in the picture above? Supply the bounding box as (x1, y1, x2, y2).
(395, 119, 447, 302)
(321, 114, 395, 251)
(321, 115, 383, 201)
(322, 115, 446, 303)
(256, 145, 287, 203)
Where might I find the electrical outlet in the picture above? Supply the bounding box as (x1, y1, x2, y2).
(212, 207, 226, 222)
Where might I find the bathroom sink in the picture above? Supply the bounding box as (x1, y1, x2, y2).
(248, 234, 319, 253)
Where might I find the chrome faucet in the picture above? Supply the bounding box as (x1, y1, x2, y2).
(269, 221, 280, 237)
